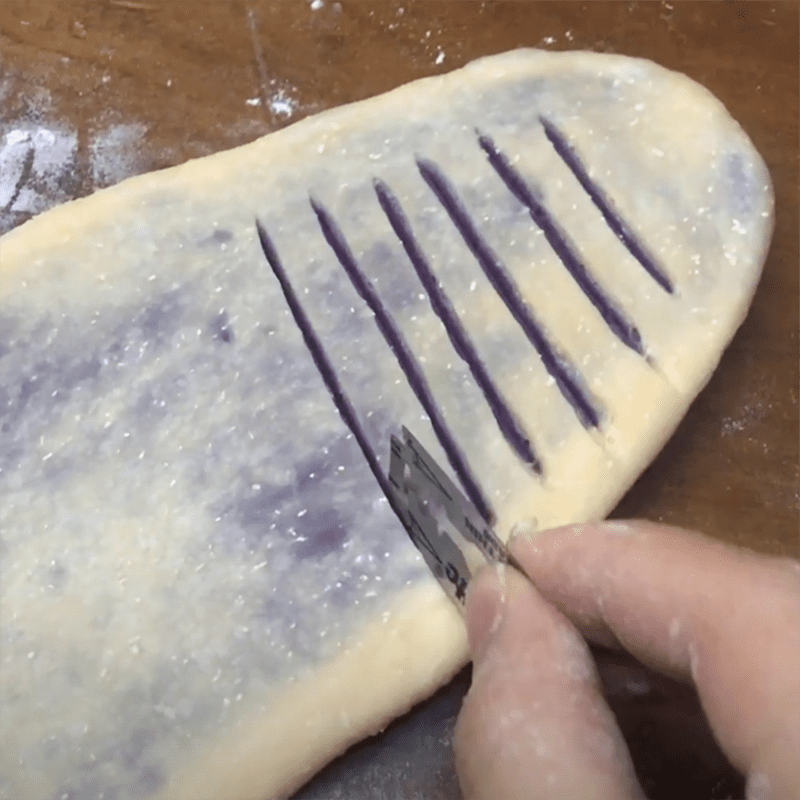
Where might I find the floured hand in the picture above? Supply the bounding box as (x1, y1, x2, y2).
(454, 522, 800, 800)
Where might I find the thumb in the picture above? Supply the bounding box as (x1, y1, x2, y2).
(454, 564, 645, 800)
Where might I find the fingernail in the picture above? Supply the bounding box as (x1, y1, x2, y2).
(466, 562, 506, 663)
(601, 520, 635, 536)
(508, 517, 538, 546)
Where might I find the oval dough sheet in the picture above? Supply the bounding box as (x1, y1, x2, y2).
(0, 49, 772, 800)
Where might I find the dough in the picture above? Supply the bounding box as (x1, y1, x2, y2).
(0, 50, 772, 799)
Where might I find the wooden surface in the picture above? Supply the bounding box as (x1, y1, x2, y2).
(1, 2, 798, 798)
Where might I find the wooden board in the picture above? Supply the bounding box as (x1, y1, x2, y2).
(1, 2, 797, 798)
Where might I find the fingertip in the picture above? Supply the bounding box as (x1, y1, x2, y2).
(508, 519, 648, 562)
(466, 563, 543, 662)
(455, 563, 644, 800)
(505, 521, 629, 649)
(506, 519, 800, 797)
(464, 563, 506, 663)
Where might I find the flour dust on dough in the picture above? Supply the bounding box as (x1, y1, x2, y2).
(0, 50, 772, 800)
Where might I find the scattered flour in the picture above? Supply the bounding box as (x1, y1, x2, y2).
(0, 130, 34, 208)
(0, 127, 78, 213)
(0, 125, 80, 236)
(268, 88, 297, 118)
(89, 122, 148, 187)
(720, 397, 770, 437)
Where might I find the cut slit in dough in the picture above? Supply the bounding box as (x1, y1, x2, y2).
(0, 50, 772, 800)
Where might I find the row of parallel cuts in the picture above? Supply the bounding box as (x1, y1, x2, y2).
(257, 117, 673, 524)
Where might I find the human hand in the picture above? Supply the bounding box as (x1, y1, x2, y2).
(454, 522, 800, 800)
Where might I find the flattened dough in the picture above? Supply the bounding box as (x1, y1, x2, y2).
(0, 50, 772, 799)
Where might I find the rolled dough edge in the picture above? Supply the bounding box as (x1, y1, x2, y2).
(164, 583, 467, 800)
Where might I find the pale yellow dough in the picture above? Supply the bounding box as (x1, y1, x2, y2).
(0, 50, 772, 799)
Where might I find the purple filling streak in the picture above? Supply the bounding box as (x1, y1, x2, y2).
(308, 199, 494, 524)
(416, 158, 600, 430)
(133, 289, 184, 345)
(373, 178, 543, 474)
(476, 134, 646, 357)
(232, 477, 348, 560)
(208, 310, 234, 343)
(255, 219, 393, 504)
(538, 117, 674, 293)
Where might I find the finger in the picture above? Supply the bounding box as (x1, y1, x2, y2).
(454, 563, 645, 800)
(510, 521, 800, 800)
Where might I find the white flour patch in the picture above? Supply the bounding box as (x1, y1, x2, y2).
(1, 119, 152, 235)
(268, 88, 297, 118)
(721, 397, 770, 436)
(0, 126, 78, 214)
(246, 7, 302, 121)
(0, 130, 31, 208)
(89, 122, 148, 188)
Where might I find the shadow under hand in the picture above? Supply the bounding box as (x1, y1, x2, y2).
(592, 644, 745, 800)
